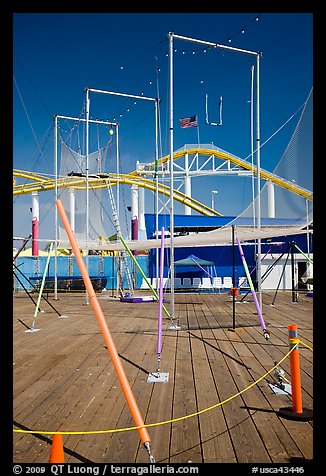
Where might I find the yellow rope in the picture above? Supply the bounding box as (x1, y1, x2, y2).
(299, 340, 313, 351)
(13, 339, 312, 437)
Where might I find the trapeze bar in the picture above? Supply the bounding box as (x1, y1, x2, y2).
(88, 88, 158, 103)
(55, 114, 117, 126)
(171, 32, 259, 56)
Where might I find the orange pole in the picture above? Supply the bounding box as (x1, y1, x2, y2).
(56, 199, 151, 445)
(288, 324, 303, 414)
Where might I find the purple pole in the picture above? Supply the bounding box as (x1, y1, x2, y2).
(239, 246, 272, 288)
(236, 237, 270, 340)
(191, 257, 214, 279)
(157, 226, 165, 357)
(131, 216, 138, 241)
(131, 216, 139, 256)
(249, 246, 271, 277)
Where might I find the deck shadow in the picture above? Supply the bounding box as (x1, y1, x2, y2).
(13, 421, 94, 463)
(104, 346, 152, 376)
(187, 331, 251, 369)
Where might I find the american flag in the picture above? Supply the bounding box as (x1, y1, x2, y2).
(180, 115, 197, 128)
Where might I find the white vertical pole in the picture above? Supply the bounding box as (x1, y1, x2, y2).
(69, 188, 75, 232)
(211, 190, 218, 211)
(256, 53, 262, 311)
(54, 115, 58, 300)
(131, 184, 139, 220)
(250, 65, 256, 227)
(138, 186, 146, 233)
(267, 180, 275, 218)
(31, 191, 39, 257)
(85, 88, 90, 305)
(306, 199, 310, 257)
(169, 32, 175, 323)
(31, 192, 39, 223)
(155, 99, 160, 287)
(116, 123, 120, 225)
(184, 153, 191, 215)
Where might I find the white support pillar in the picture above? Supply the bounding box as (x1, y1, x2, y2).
(138, 185, 146, 238)
(31, 191, 39, 256)
(267, 180, 275, 218)
(69, 188, 75, 232)
(184, 152, 192, 215)
(131, 184, 139, 221)
(32, 191, 40, 222)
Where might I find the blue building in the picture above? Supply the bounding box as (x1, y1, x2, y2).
(144, 213, 313, 291)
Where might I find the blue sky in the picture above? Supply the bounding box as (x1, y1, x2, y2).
(13, 12, 313, 245)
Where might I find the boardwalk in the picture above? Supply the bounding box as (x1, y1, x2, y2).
(13, 289, 313, 465)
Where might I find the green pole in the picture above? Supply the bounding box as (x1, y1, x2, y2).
(293, 243, 313, 265)
(31, 242, 54, 329)
(119, 235, 171, 319)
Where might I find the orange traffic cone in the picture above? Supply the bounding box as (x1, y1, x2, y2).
(49, 433, 65, 463)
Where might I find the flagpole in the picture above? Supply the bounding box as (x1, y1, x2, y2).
(196, 115, 200, 146)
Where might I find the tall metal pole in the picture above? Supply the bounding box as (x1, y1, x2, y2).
(250, 65, 256, 227)
(85, 88, 90, 305)
(86, 87, 157, 244)
(54, 115, 58, 300)
(168, 32, 259, 318)
(116, 123, 120, 225)
(290, 241, 298, 303)
(256, 53, 262, 312)
(306, 198, 310, 257)
(211, 190, 218, 211)
(169, 32, 176, 324)
(115, 123, 121, 292)
(232, 225, 236, 330)
(155, 58, 161, 288)
(155, 99, 159, 289)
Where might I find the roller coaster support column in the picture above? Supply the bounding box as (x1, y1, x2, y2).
(56, 198, 155, 462)
(184, 152, 192, 215)
(131, 184, 139, 244)
(278, 324, 313, 421)
(32, 191, 39, 256)
(267, 180, 275, 218)
(138, 185, 146, 238)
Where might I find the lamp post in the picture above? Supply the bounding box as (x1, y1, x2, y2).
(211, 190, 218, 211)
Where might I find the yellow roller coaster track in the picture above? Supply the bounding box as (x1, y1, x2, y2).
(132, 147, 313, 200)
(13, 147, 312, 217)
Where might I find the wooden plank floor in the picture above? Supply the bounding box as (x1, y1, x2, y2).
(13, 289, 313, 464)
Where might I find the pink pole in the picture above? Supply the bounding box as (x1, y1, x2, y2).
(32, 218, 39, 256)
(131, 216, 139, 240)
(131, 216, 138, 256)
(236, 237, 270, 340)
(157, 227, 165, 356)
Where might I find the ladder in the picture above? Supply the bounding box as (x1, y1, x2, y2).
(105, 178, 134, 296)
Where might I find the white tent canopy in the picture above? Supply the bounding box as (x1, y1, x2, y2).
(58, 225, 308, 252)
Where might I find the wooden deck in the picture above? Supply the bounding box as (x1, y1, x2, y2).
(13, 289, 313, 464)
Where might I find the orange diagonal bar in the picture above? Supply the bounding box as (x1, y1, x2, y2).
(56, 198, 150, 445)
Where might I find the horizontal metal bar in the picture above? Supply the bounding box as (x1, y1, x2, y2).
(55, 114, 117, 126)
(172, 33, 258, 57)
(88, 88, 157, 102)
